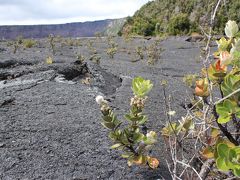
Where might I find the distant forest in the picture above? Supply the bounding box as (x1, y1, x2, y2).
(120, 0, 240, 36)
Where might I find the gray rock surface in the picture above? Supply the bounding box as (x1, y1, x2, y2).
(0, 37, 210, 179)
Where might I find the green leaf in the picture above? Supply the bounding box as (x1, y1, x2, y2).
(143, 137, 157, 145)
(231, 39, 240, 55)
(225, 20, 239, 38)
(138, 116, 147, 125)
(216, 143, 230, 172)
(216, 157, 229, 171)
(233, 168, 240, 177)
(132, 76, 153, 97)
(101, 122, 115, 130)
(109, 132, 118, 140)
(221, 74, 240, 100)
(182, 118, 194, 131)
(218, 143, 229, 158)
(216, 105, 229, 116)
(224, 99, 235, 112)
(213, 72, 227, 78)
(119, 132, 130, 145)
(121, 152, 133, 158)
(161, 123, 181, 136)
(216, 37, 232, 51)
(216, 99, 240, 124)
(133, 132, 144, 143)
(124, 114, 140, 122)
(124, 114, 132, 121)
(103, 116, 112, 122)
(218, 116, 231, 124)
(216, 100, 235, 124)
(111, 143, 122, 149)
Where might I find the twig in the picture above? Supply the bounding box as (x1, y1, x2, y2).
(214, 88, 240, 105)
(162, 84, 186, 151)
(179, 153, 197, 178)
(166, 160, 182, 180)
(199, 159, 215, 179)
(176, 160, 203, 180)
(232, 115, 240, 141)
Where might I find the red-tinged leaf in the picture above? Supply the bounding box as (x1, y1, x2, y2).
(201, 147, 214, 159)
(147, 156, 159, 169)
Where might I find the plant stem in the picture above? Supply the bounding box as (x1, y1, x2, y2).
(213, 106, 239, 146)
(126, 145, 138, 155)
(162, 84, 188, 151)
(232, 115, 240, 141)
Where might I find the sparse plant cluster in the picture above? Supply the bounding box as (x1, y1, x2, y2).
(76, 54, 85, 64)
(87, 40, 93, 49)
(89, 54, 101, 64)
(106, 47, 117, 59)
(13, 41, 19, 54)
(135, 46, 144, 60)
(46, 56, 53, 64)
(146, 40, 163, 65)
(96, 19, 240, 179)
(183, 73, 198, 88)
(94, 32, 102, 40)
(106, 37, 118, 59)
(163, 20, 240, 179)
(85, 40, 101, 64)
(87, 40, 98, 55)
(23, 39, 36, 48)
(96, 77, 159, 168)
(16, 35, 23, 45)
(10, 36, 36, 54)
(62, 38, 81, 47)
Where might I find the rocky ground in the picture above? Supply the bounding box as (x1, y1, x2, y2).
(0, 36, 210, 179)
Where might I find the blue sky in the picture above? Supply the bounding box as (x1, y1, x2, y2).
(0, 0, 150, 25)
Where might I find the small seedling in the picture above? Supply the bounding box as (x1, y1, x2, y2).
(96, 77, 159, 169)
(106, 39, 118, 59)
(48, 34, 56, 55)
(46, 56, 53, 64)
(147, 40, 163, 65)
(81, 77, 91, 85)
(89, 55, 101, 64)
(16, 36, 23, 45)
(76, 54, 85, 64)
(135, 46, 144, 60)
(107, 47, 117, 59)
(23, 39, 36, 48)
(13, 41, 19, 54)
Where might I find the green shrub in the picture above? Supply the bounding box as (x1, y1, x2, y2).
(121, 0, 240, 37)
(96, 77, 159, 168)
(97, 18, 240, 179)
(168, 13, 190, 35)
(23, 39, 36, 48)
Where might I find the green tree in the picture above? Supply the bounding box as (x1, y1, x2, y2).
(168, 13, 190, 35)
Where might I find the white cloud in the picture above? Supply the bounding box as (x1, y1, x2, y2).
(0, 0, 150, 25)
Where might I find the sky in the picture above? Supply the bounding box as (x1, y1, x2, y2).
(0, 0, 150, 25)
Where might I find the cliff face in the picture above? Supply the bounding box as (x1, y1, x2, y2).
(0, 19, 119, 39)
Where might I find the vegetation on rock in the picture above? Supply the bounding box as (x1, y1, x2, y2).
(120, 0, 240, 36)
